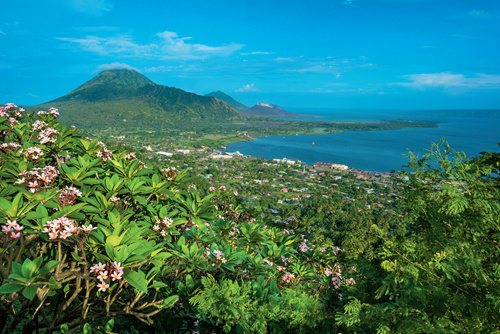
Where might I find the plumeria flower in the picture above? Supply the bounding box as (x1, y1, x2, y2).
(2, 225, 13, 233)
(112, 262, 124, 272)
(80, 224, 98, 232)
(110, 272, 123, 281)
(91, 262, 106, 273)
(97, 281, 109, 292)
(97, 271, 108, 281)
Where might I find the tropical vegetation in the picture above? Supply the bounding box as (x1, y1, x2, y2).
(1, 102, 499, 333)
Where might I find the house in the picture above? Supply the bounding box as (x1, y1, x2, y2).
(155, 151, 173, 157)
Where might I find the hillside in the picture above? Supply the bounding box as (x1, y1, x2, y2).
(33, 69, 244, 129)
(244, 102, 316, 118)
(205, 91, 248, 112)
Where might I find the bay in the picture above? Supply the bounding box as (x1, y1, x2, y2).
(225, 109, 500, 173)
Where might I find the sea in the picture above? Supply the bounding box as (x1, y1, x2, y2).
(224, 109, 500, 173)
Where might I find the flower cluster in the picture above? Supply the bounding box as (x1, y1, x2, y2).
(263, 259, 274, 266)
(20, 147, 44, 161)
(95, 142, 113, 162)
(0, 103, 24, 130)
(281, 255, 294, 266)
(153, 216, 175, 237)
(124, 152, 136, 160)
(31, 120, 48, 132)
(332, 246, 343, 255)
(90, 261, 124, 292)
(38, 127, 59, 144)
(16, 165, 59, 193)
(282, 272, 296, 283)
(1, 220, 23, 240)
(58, 186, 83, 206)
(208, 186, 216, 192)
(0, 142, 21, 153)
(0, 103, 23, 116)
(228, 223, 240, 236)
(332, 277, 342, 289)
(208, 249, 227, 264)
(37, 108, 59, 117)
(42, 217, 97, 241)
(299, 241, 309, 252)
(162, 166, 179, 181)
(42, 217, 78, 240)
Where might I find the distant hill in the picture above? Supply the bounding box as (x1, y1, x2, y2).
(243, 103, 316, 118)
(33, 69, 244, 129)
(205, 91, 248, 112)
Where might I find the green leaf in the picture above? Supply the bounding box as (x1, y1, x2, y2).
(60, 323, 69, 334)
(123, 269, 148, 293)
(106, 235, 121, 247)
(150, 281, 168, 289)
(162, 295, 179, 308)
(105, 243, 115, 260)
(104, 318, 115, 332)
(38, 261, 60, 276)
(22, 285, 38, 300)
(0, 283, 23, 294)
(83, 323, 92, 334)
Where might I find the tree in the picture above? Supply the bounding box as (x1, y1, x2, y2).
(338, 141, 500, 333)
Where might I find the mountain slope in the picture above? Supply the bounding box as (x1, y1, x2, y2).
(205, 91, 248, 112)
(33, 69, 244, 129)
(243, 103, 315, 118)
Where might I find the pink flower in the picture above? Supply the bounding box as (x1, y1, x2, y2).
(2, 225, 12, 233)
(91, 262, 106, 273)
(110, 272, 123, 281)
(97, 281, 109, 292)
(97, 271, 108, 281)
(10, 232, 21, 239)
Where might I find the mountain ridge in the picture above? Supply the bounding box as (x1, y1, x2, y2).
(33, 69, 244, 129)
(205, 91, 248, 112)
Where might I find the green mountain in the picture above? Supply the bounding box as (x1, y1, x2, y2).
(33, 69, 244, 129)
(205, 91, 248, 112)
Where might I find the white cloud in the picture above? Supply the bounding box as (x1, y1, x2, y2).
(235, 83, 259, 93)
(97, 62, 141, 73)
(156, 31, 244, 60)
(70, 0, 113, 16)
(57, 35, 153, 56)
(287, 65, 340, 74)
(395, 72, 500, 89)
(57, 31, 244, 60)
(143, 65, 200, 73)
(240, 51, 274, 55)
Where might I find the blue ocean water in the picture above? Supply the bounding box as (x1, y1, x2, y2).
(226, 109, 500, 173)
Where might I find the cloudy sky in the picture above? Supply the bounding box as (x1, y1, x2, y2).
(1, 0, 499, 110)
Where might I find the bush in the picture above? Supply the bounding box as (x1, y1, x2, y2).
(0, 103, 356, 333)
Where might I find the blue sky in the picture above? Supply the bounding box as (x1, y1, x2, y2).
(1, 0, 499, 110)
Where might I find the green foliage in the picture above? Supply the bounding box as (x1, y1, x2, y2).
(0, 103, 351, 333)
(347, 140, 500, 332)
